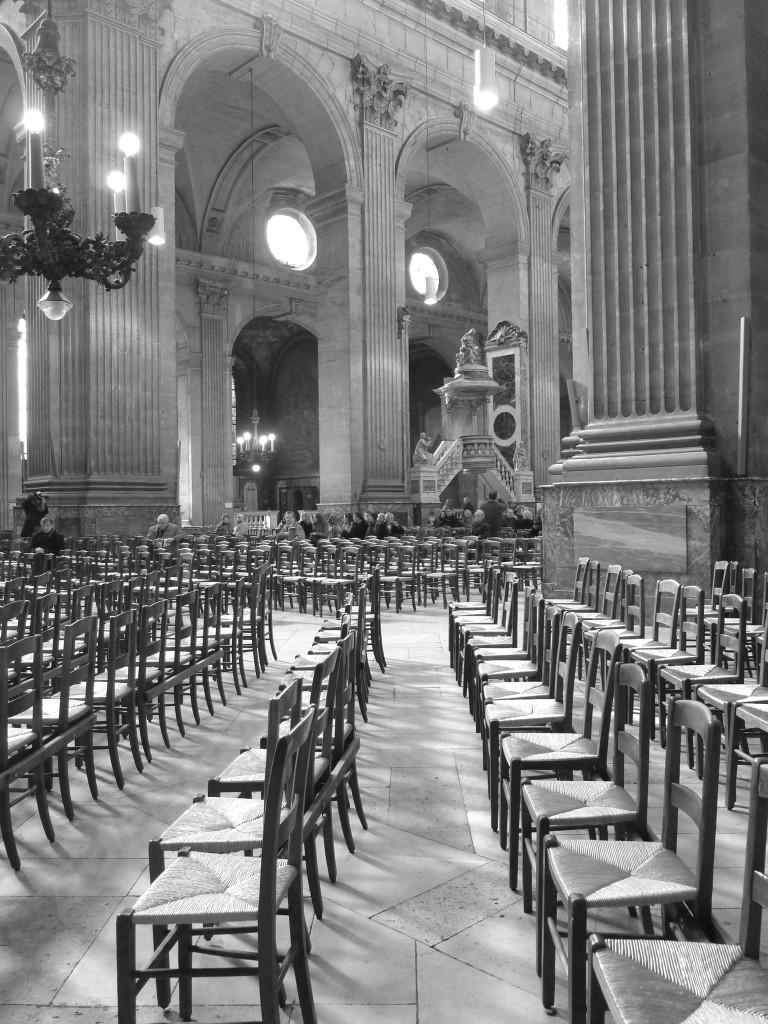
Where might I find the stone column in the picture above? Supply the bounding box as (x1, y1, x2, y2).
(307, 186, 365, 506)
(520, 134, 563, 485)
(176, 346, 202, 526)
(0, 303, 22, 532)
(197, 279, 230, 527)
(22, 1, 177, 535)
(352, 55, 410, 507)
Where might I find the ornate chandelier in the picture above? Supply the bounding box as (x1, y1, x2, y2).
(0, 2, 160, 320)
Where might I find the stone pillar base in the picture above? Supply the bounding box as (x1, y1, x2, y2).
(540, 476, 768, 604)
(13, 501, 181, 539)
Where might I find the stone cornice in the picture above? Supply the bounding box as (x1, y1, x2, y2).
(176, 251, 316, 291)
(405, 0, 566, 85)
(13, 0, 173, 38)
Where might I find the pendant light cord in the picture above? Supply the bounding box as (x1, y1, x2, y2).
(424, 4, 430, 232)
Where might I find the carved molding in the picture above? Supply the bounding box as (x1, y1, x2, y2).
(520, 133, 564, 192)
(352, 53, 409, 132)
(14, 0, 173, 36)
(486, 320, 528, 349)
(258, 13, 282, 61)
(453, 101, 476, 142)
(196, 278, 229, 316)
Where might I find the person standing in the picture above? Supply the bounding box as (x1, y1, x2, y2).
(21, 491, 48, 538)
(479, 491, 507, 535)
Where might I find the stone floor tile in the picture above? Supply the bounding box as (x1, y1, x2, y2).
(373, 860, 518, 946)
(415, 945, 551, 1024)
(436, 904, 539, 995)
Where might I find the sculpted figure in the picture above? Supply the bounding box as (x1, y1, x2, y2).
(456, 328, 485, 369)
(412, 432, 434, 466)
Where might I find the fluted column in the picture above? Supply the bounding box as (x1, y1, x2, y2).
(562, 0, 718, 480)
(353, 55, 410, 504)
(197, 279, 230, 527)
(23, 1, 176, 532)
(520, 134, 562, 484)
(307, 186, 365, 505)
(0, 303, 22, 531)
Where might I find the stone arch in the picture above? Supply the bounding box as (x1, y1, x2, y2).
(0, 24, 26, 213)
(396, 119, 529, 248)
(551, 185, 570, 250)
(158, 29, 361, 196)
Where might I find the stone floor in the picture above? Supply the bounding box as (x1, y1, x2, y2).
(0, 598, 757, 1023)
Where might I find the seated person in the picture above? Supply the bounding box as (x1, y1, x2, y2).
(349, 511, 368, 540)
(340, 512, 355, 539)
(29, 515, 67, 556)
(309, 512, 329, 544)
(276, 511, 305, 544)
(146, 513, 181, 552)
(363, 511, 377, 537)
(375, 511, 405, 539)
(233, 513, 251, 539)
(470, 509, 492, 540)
(436, 500, 459, 528)
(213, 514, 231, 536)
(297, 510, 313, 538)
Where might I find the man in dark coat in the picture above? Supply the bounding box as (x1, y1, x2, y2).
(21, 491, 48, 538)
(479, 491, 507, 535)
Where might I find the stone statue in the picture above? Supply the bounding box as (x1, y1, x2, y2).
(512, 442, 527, 473)
(455, 329, 485, 370)
(412, 432, 434, 466)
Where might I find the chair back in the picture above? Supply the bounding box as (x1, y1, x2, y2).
(263, 673, 305, 795)
(612, 663, 653, 836)
(582, 629, 622, 772)
(623, 573, 645, 638)
(571, 556, 590, 603)
(56, 616, 98, 729)
(677, 585, 705, 659)
(541, 604, 563, 696)
(105, 609, 138, 692)
(260, 705, 317, 912)
(597, 564, 622, 619)
(740, 567, 759, 624)
(585, 560, 602, 611)
(713, 593, 748, 681)
(740, 758, 768, 957)
(0, 634, 43, 758)
(649, 579, 681, 644)
(661, 698, 721, 922)
(709, 559, 730, 612)
(0, 600, 29, 644)
(500, 572, 519, 642)
(551, 612, 582, 732)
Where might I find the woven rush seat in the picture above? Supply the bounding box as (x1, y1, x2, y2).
(6, 725, 35, 756)
(502, 731, 599, 764)
(70, 678, 132, 702)
(697, 681, 768, 708)
(10, 697, 90, 726)
(661, 663, 741, 686)
(549, 837, 697, 908)
(484, 679, 551, 701)
(133, 850, 294, 925)
(522, 778, 638, 827)
(590, 937, 768, 1023)
(215, 747, 268, 784)
(481, 657, 538, 678)
(485, 700, 566, 727)
(154, 797, 265, 853)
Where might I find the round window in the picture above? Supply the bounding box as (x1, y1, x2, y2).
(266, 210, 317, 271)
(408, 247, 448, 303)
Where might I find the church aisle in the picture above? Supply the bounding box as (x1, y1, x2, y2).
(0, 598, 752, 1023)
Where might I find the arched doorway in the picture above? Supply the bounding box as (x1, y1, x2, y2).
(231, 318, 319, 512)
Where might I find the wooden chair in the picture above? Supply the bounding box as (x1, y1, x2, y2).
(116, 706, 318, 1024)
(499, 626, 621, 872)
(587, 740, 768, 1024)
(520, 663, 652, 973)
(540, 698, 721, 1024)
(0, 635, 55, 870)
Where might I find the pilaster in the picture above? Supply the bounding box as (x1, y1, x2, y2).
(520, 133, 563, 485)
(197, 278, 230, 526)
(0, 303, 22, 531)
(23, 1, 176, 531)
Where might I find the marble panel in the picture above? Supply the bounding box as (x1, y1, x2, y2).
(573, 504, 687, 571)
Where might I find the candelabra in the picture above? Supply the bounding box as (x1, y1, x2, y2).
(0, 2, 162, 321)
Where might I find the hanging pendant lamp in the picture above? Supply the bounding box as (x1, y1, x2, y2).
(424, 273, 438, 305)
(474, 45, 499, 111)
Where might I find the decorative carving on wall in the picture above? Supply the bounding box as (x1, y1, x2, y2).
(453, 101, 476, 142)
(397, 305, 411, 341)
(205, 216, 222, 235)
(486, 320, 528, 348)
(15, 1, 173, 36)
(197, 278, 229, 316)
(258, 13, 282, 61)
(352, 54, 409, 131)
(520, 133, 564, 191)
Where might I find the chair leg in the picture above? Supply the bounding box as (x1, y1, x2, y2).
(115, 913, 139, 1024)
(84, 730, 99, 800)
(58, 749, 75, 820)
(322, 805, 337, 883)
(105, 708, 126, 789)
(304, 829, 324, 919)
(287, 876, 318, 1024)
(568, 898, 589, 1024)
(0, 786, 21, 870)
(541, 851, 558, 1013)
(725, 703, 741, 810)
(177, 923, 193, 1021)
(173, 688, 187, 737)
(336, 784, 356, 853)
(348, 761, 368, 829)
(125, 695, 144, 774)
(33, 761, 56, 843)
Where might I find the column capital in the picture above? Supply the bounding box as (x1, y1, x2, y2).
(307, 185, 365, 226)
(351, 53, 409, 133)
(196, 278, 229, 316)
(520, 133, 564, 193)
(477, 239, 530, 270)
